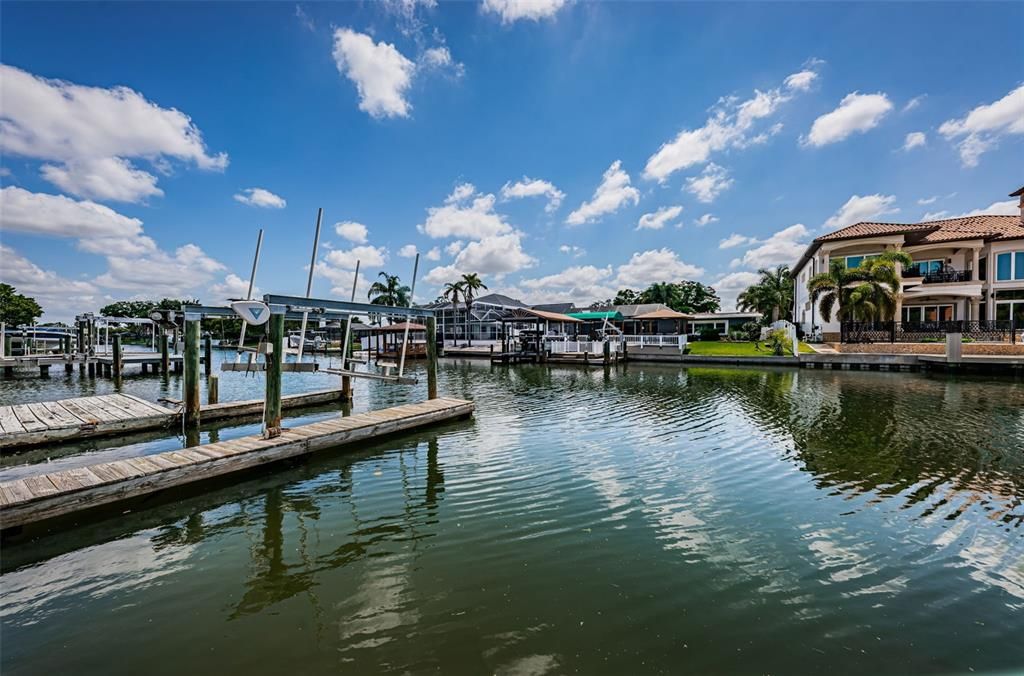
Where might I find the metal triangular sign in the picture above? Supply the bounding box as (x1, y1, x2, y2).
(231, 301, 271, 326)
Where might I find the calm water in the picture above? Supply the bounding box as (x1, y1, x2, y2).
(1, 359, 1023, 675)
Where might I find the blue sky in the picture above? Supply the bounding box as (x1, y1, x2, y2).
(1, 1, 1022, 321)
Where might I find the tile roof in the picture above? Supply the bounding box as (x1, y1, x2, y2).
(815, 214, 1022, 244)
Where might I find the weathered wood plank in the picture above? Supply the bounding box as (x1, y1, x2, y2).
(12, 405, 48, 432)
(27, 403, 65, 430)
(0, 407, 27, 434)
(41, 401, 89, 427)
(23, 475, 59, 498)
(121, 394, 174, 415)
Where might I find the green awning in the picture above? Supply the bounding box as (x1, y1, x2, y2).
(567, 311, 623, 321)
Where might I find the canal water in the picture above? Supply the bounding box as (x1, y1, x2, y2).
(1, 359, 1022, 675)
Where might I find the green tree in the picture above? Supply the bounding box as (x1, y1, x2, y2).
(100, 300, 157, 318)
(459, 272, 488, 346)
(673, 280, 720, 313)
(368, 273, 412, 324)
(0, 284, 43, 326)
(736, 265, 792, 323)
(808, 251, 912, 323)
(442, 281, 464, 342)
(613, 288, 640, 305)
(640, 282, 682, 308)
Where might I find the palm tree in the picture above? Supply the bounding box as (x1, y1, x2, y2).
(807, 260, 859, 323)
(459, 273, 487, 346)
(808, 251, 913, 323)
(442, 281, 464, 344)
(737, 265, 793, 322)
(640, 282, 682, 309)
(367, 272, 411, 325)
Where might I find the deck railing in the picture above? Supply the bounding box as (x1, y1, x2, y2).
(621, 334, 688, 350)
(840, 320, 1017, 343)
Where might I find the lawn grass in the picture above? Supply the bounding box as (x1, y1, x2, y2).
(686, 340, 814, 356)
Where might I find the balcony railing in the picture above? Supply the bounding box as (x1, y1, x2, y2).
(841, 320, 1017, 343)
(922, 268, 971, 283)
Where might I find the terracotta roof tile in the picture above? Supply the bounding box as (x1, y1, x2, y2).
(815, 214, 1022, 244)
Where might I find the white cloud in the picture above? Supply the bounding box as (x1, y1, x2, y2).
(332, 28, 416, 119)
(566, 160, 640, 225)
(482, 0, 567, 23)
(315, 264, 370, 299)
(445, 240, 464, 256)
(730, 224, 809, 269)
(714, 271, 762, 311)
(398, 244, 418, 258)
(636, 205, 683, 231)
(324, 244, 387, 270)
(615, 248, 704, 287)
(208, 273, 261, 303)
(684, 163, 733, 203)
(419, 183, 513, 239)
(917, 195, 939, 205)
(426, 246, 441, 261)
(559, 244, 586, 258)
(40, 158, 163, 203)
(1, 186, 145, 241)
(453, 233, 535, 275)
(694, 213, 719, 227)
(233, 187, 286, 209)
(500, 176, 565, 212)
(902, 95, 925, 113)
(923, 199, 1018, 222)
(719, 233, 753, 249)
(0, 245, 99, 320)
(514, 264, 615, 305)
(783, 70, 818, 92)
(94, 244, 225, 297)
(423, 264, 460, 286)
(938, 84, 1024, 167)
(420, 46, 464, 77)
(0, 64, 226, 203)
(803, 92, 893, 147)
(335, 220, 368, 243)
(643, 64, 819, 182)
(823, 194, 899, 230)
(902, 131, 926, 151)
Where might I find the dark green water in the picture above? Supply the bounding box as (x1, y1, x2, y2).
(1, 360, 1023, 675)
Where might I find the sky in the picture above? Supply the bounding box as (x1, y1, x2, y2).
(1, 0, 1022, 322)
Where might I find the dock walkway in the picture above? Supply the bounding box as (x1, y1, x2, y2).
(0, 397, 474, 530)
(0, 388, 350, 450)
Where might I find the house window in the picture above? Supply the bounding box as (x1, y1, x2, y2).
(909, 259, 943, 276)
(844, 254, 879, 269)
(902, 304, 954, 323)
(995, 290, 1024, 324)
(995, 251, 1024, 281)
(692, 321, 727, 334)
(979, 257, 986, 282)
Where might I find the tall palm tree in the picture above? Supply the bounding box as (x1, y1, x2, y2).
(459, 273, 487, 346)
(737, 265, 793, 322)
(808, 251, 913, 323)
(367, 272, 411, 325)
(640, 282, 682, 309)
(442, 281, 464, 344)
(807, 260, 859, 323)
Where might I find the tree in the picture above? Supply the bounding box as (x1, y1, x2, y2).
(613, 288, 640, 305)
(368, 272, 412, 324)
(736, 266, 792, 323)
(0, 284, 43, 326)
(639, 282, 682, 308)
(100, 300, 157, 318)
(807, 260, 859, 323)
(807, 251, 913, 324)
(459, 272, 488, 346)
(442, 281, 464, 342)
(674, 281, 720, 314)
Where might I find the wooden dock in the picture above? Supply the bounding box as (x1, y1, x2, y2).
(0, 397, 474, 530)
(0, 388, 351, 450)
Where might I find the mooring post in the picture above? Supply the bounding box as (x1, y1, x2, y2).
(341, 375, 352, 403)
(76, 320, 85, 356)
(264, 312, 284, 438)
(208, 373, 219, 405)
(160, 333, 170, 374)
(184, 320, 201, 426)
(426, 316, 439, 400)
(603, 339, 611, 366)
(112, 334, 122, 377)
(203, 332, 212, 376)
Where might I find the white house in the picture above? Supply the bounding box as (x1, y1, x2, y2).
(792, 187, 1024, 341)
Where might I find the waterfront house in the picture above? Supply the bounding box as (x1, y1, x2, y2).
(426, 293, 530, 343)
(687, 311, 761, 336)
(792, 187, 1024, 340)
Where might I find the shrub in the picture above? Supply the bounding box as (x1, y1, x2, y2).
(740, 321, 761, 341)
(699, 328, 721, 342)
(765, 328, 792, 356)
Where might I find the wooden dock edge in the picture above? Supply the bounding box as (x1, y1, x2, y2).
(0, 398, 474, 530)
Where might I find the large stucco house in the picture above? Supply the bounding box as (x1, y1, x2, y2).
(793, 187, 1024, 340)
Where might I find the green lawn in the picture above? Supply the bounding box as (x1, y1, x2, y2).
(686, 340, 814, 356)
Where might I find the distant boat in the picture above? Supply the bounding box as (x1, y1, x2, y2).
(287, 329, 326, 351)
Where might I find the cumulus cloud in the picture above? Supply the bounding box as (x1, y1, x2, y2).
(1, 186, 145, 242)
(0, 64, 226, 203)
(684, 163, 733, 203)
(445, 240, 464, 256)
(420, 46, 464, 77)
(694, 213, 719, 227)
(636, 205, 683, 231)
(500, 176, 565, 212)
(719, 233, 753, 249)
(902, 131, 926, 151)
(398, 244, 418, 258)
(902, 95, 925, 113)
(938, 84, 1024, 167)
(233, 187, 286, 209)
(332, 28, 416, 119)
(513, 264, 616, 305)
(335, 220, 368, 243)
(802, 92, 893, 147)
(559, 244, 586, 258)
(95, 243, 225, 297)
(615, 248, 704, 287)
(426, 246, 441, 261)
(729, 224, 809, 269)
(419, 183, 513, 239)
(714, 271, 762, 311)
(822, 194, 899, 231)
(0, 245, 99, 320)
(209, 273, 261, 303)
(324, 244, 387, 270)
(423, 232, 535, 285)
(482, 0, 568, 23)
(922, 199, 1018, 222)
(566, 160, 640, 225)
(643, 63, 819, 182)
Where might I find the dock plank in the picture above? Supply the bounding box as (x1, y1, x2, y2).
(12, 405, 48, 432)
(0, 407, 27, 434)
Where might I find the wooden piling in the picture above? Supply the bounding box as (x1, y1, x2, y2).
(341, 375, 352, 403)
(160, 333, 170, 374)
(208, 373, 219, 405)
(112, 334, 122, 377)
(184, 320, 201, 426)
(203, 332, 212, 376)
(426, 316, 439, 400)
(87, 361, 95, 377)
(264, 313, 284, 438)
(603, 339, 611, 366)
(39, 364, 50, 378)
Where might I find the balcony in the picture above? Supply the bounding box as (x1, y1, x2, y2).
(903, 265, 971, 284)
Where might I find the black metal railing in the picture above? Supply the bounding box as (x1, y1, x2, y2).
(841, 320, 1017, 343)
(923, 268, 971, 283)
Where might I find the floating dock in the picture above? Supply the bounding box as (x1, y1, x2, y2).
(0, 397, 474, 530)
(0, 388, 350, 450)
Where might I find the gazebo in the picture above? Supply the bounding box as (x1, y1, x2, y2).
(369, 322, 428, 361)
(628, 307, 691, 335)
(497, 308, 582, 354)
